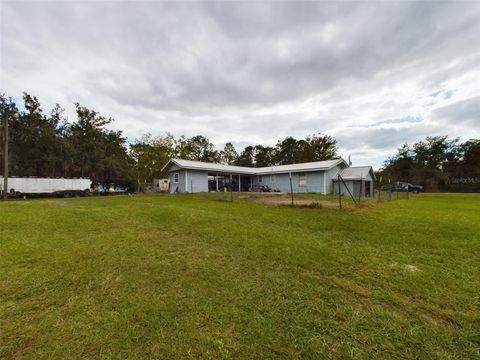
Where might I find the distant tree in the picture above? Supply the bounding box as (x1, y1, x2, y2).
(254, 145, 275, 167)
(173, 135, 219, 162)
(0, 94, 19, 175)
(411, 136, 459, 190)
(379, 136, 468, 191)
(298, 133, 338, 162)
(174, 135, 195, 160)
(50, 104, 73, 177)
(220, 142, 238, 165)
(130, 133, 175, 182)
(5, 93, 65, 177)
(381, 143, 416, 183)
(459, 139, 480, 177)
(274, 137, 298, 165)
(236, 146, 255, 167)
(187, 135, 220, 162)
(70, 103, 130, 182)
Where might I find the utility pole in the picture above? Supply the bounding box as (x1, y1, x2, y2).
(2, 109, 8, 199)
(2, 109, 18, 199)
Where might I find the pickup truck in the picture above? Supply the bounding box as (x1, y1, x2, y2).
(382, 182, 424, 193)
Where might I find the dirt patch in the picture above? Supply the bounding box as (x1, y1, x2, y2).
(403, 264, 419, 272)
(390, 262, 420, 272)
(249, 193, 348, 209)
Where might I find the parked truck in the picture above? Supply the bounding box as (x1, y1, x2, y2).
(0, 177, 92, 198)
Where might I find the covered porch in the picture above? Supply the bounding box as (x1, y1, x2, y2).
(208, 173, 254, 192)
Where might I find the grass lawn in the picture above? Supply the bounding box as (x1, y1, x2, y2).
(1, 193, 479, 359)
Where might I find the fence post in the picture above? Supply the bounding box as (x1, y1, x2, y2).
(338, 175, 342, 209)
(289, 172, 294, 206)
(338, 174, 357, 206)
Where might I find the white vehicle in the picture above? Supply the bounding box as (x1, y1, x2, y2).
(0, 177, 92, 198)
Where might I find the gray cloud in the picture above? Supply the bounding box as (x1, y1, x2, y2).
(432, 97, 480, 127)
(1, 0, 480, 168)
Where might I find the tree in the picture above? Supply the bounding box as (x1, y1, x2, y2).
(130, 133, 175, 182)
(298, 133, 338, 162)
(460, 139, 480, 177)
(0, 94, 18, 177)
(173, 135, 219, 162)
(381, 143, 416, 183)
(5, 93, 66, 177)
(220, 142, 238, 165)
(69, 103, 130, 183)
(186, 135, 220, 162)
(274, 137, 298, 165)
(379, 136, 469, 191)
(236, 146, 255, 167)
(254, 145, 275, 167)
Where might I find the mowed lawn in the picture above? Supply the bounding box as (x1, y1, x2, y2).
(1, 194, 479, 359)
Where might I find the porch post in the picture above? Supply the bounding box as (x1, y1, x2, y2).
(216, 173, 219, 192)
(238, 175, 241, 192)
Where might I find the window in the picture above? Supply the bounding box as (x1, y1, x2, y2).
(258, 175, 263, 183)
(173, 173, 179, 183)
(270, 174, 276, 182)
(299, 173, 307, 186)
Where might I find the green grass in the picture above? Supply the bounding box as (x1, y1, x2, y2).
(1, 193, 479, 359)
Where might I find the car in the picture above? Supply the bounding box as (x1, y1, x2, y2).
(381, 182, 424, 193)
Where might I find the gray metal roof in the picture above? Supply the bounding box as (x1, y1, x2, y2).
(162, 159, 255, 174)
(162, 158, 347, 175)
(338, 166, 375, 180)
(255, 159, 346, 174)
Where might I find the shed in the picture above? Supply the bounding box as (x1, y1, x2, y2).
(333, 166, 375, 197)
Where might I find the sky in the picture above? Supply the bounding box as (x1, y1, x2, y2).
(1, 0, 480, 169)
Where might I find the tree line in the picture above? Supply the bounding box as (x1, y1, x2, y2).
(131, 133, 338, 183)
(1, 93, 339, 186)
(379, 136, 480, 191)
(2, 93, 479, 191)
(1, 93, 131, 185)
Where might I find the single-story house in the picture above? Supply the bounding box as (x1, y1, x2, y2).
(162, 158, 375, 196)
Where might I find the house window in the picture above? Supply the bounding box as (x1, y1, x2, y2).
(173, 173, 179, 183)
(299, 173, 307, 186)
(270, 175, 276, 182)
(258, 175, 263, 183)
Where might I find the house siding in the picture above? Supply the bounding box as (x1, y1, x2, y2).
(169, 170, 208, 193)
(253, 171, 326, 193)
(324, 165, 344, 194)
(187, 170, 209, 193)
(333, 180, 356, 197)
(163, 160, 368, 195)
(333, 178, 374, 197)
(169, 170, 186, 193)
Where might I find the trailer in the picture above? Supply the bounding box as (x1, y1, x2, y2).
(0, 177, 92, 198)
(153, 178, 170, 192)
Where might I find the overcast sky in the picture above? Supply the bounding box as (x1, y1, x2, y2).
(1, 1, 480, 168)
